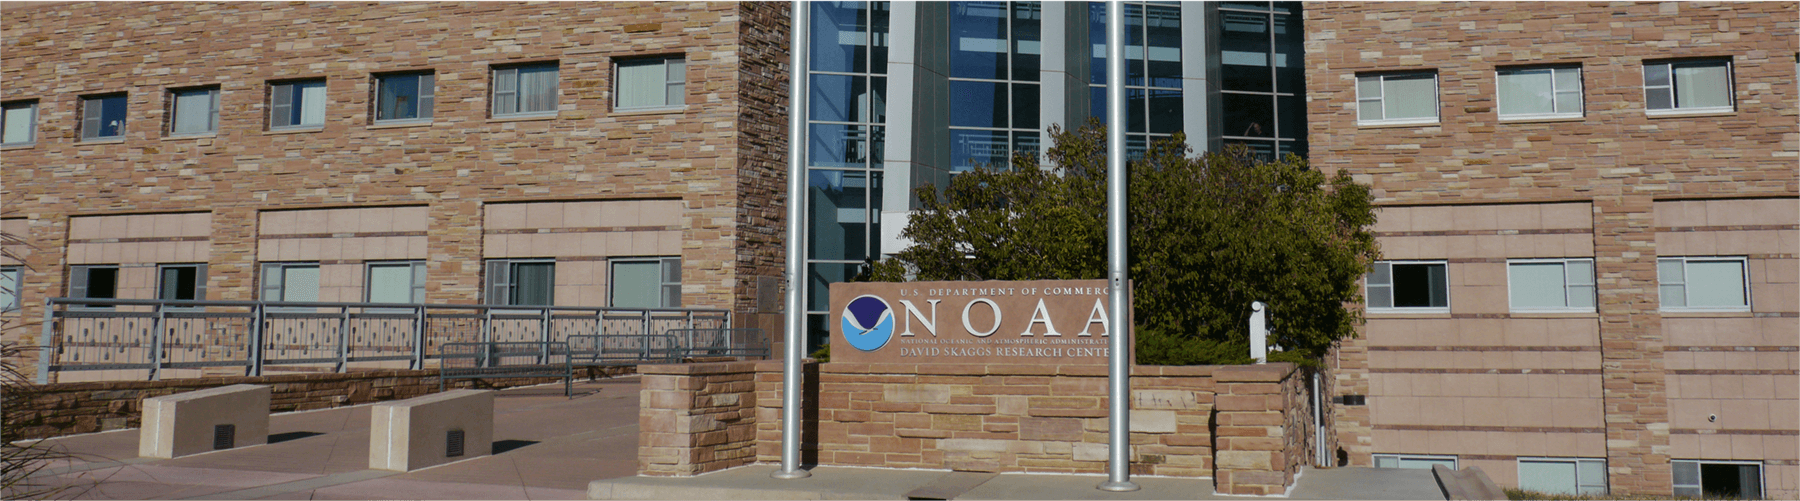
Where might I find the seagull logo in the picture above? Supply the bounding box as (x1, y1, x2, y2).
(841, 295, 896, 352)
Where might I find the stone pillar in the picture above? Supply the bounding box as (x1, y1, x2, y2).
(1213, 363, 1300, 496)
(426, 200, 482, 304)
(1593, 194, 1670, 495)
(638, 361, 760, 476)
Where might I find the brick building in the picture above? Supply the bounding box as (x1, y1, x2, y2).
(1307, 2, 1798, 498)
(1, 1, 793, 371)
(3, 1, 1795, 498)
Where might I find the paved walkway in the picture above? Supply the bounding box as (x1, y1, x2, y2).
(25, 375, 1445, 500)
(27, 378, 643, 500)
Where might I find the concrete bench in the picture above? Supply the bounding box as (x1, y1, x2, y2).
(139, 384, 271, 459)
(369, 389, 495, 471)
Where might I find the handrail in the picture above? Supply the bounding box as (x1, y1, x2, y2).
(35, 297, 734, 383)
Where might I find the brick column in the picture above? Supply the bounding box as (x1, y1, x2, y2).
(1213, 363, 1302, 496)
(426, 200, 482, 304)
(1593, 195, 1670, 495)
(639, 361, 760, 476)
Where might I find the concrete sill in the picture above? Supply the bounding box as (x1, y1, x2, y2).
(611, 107, 687, 118)
(78, 138, 127, 145)
(163, 133, 217, 141)
(489, 113, 560, 123)
(1660, 310, 1754, 318)
(368, 121, 433, 130)
(265, 127, 324, 135)
(1, 143, 36, 150)
(1498, 116, 1587, 124)
(1645, 109, 1736, 119)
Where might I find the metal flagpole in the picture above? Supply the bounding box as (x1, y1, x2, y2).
(1098, 0, 1139, 492)
(774, 0, 812, 480)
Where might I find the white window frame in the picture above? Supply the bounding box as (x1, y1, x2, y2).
(1355, 72, 1440, 126)
(1517, 457, 1607, 496)
(491, 62, 559, 118)
(373, 71, 435, 124)
(2, 100, 38, 147)
(609, 257, 682, 309)
(1644, 59, 1734, 116)
(1659, 256, 1751, 312)
(1673, 459, 1763, 499)
(1507, 258, 1596, 313)
(1366, 260, 1450, 314)
(613, 55, 687, 112)
(1, 266, 21, 312)
(268, 79, 327, 130)
(168, 86, 220, 136)
(1496, 66, 1583, 120)
(1372, 454, 1457, 470)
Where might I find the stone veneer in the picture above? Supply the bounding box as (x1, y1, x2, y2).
(0, 1, 792, 377)
(638, 360, 1320, 496)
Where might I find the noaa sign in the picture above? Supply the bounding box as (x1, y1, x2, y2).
(828, 280, 1129, 365)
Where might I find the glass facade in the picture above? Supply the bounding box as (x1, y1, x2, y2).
(949, 1, 1041, 171)
(1089, 1, 1183, 158)
(798, 1, 1308, 350)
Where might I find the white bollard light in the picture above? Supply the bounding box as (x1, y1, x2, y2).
(1250, 301, 1267, 364)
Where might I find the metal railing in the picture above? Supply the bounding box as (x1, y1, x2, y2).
(35, 297, 735, 383)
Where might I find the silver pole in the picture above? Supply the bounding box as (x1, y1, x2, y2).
(1099, 0, 1139, 492)
(774, 0, 811, 480)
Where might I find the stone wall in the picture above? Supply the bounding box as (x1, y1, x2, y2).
(5, 369, 583, 440)
(638, 362, 761, 476)
(640, 360, 1320, 495)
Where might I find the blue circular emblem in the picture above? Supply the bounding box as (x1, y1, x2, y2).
(841, 295, 896, 352)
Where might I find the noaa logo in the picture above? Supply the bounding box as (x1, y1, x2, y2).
(840, 294, 896, 352)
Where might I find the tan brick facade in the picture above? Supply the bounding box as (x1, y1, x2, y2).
(0, 2, 791, 374)
(1308, 2, 1798, 496)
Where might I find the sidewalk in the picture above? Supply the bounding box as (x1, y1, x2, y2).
(26, 377, 644, 500)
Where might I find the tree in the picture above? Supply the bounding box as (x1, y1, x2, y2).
(869, 122, 1378, 365)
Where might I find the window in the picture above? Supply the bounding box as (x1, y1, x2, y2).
(157, 264, 207, 302)
(2, 100, 37, 146)
(1508, 259, 1595, 312)
(1366, 261, 1449, 312)
(614, 56, 685, 111)
(491, 63, 558, 117)
(1356, 72, 1438, 125)
(1, 266, 20, 312)
(1373, 454, 1456, 470)
(610, 257, 681, 308)
(1674, 460, 1763, 499)
(1659, 257, 1749, 311)
(269, 80, 326, 129)
(375, 72, 435, 123)
(1518, 458, 1606, 496)
(366, 262, 426, 304)
(1498, 66, 1582, 119)
(1645, 59, 1733, 114)
(81, 94, 128, 141)
(486, 259, 554, 306)
(69, 265, 120, 307)
(260, 263, 320, 302)
(169, 87, 220, 136)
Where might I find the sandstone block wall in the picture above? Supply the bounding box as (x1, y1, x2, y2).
(638, 362, 761, 476)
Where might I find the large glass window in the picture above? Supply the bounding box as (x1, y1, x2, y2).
(1658, 257, 1749, 311)
(1357, 72, 1439, 125)
(492, 63, 559, 117)
(261, 263, 320, 302)
(1372, 454, 1456, 470)
(366, 262, 426, 304)
(949, 1, 1040, 171)
(269, 80, 327, 129)
(1498, 66, 1582, 119)
(375, 72, 435, 123)
(2, 100, 37, 146)
(81, 93, 128, 141)
(1508, 259, 1595, 312)
(486, 259, 554, 306)
(610, 257, 681, 309)
(1366, 261, 1448, 312)
(615, 56, 686, 110)
(1214, 2, 1303, 160)
(1518, 458, 1607, 496)
(1644, 59, 1733, 114)
(1089, 1, 1187, 159)
(169, 87, 220, 136)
